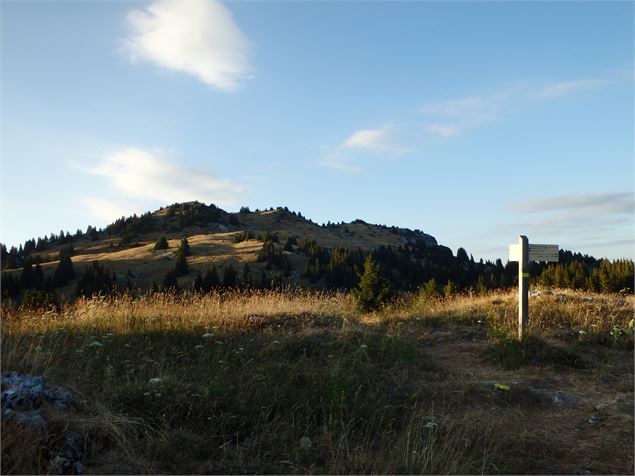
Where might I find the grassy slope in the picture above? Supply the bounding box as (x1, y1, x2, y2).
(2, 290, 633, 474)
(4, 208, 430, 295)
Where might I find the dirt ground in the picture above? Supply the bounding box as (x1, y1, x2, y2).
(422, 323, 634, 475)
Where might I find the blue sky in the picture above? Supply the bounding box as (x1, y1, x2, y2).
(1, 0, 633, 261)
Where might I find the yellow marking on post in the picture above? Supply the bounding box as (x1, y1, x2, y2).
(522, 272, 530, 278)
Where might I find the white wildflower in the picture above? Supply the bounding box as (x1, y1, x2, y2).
(299, 436, 312, 451)
(149, 378, 162, 385)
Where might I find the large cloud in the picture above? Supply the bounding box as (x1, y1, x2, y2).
(86, 148, 242, 205)
(124, 0, 251, 90)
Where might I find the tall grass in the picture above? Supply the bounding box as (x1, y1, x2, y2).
(1, 288, 632, 474)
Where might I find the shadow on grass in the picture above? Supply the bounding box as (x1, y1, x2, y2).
(486, 335, 588, 370)
(1, 318, 497, 475)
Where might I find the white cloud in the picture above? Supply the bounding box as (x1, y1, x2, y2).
(422, 95, 503, 120)
(422, 77, 610, 140)
(85, 148, 242, 205)
(510, 192, 634, 215)
(421, 90, 510, 139)
(320, 152, 361, 174)
(320, 126, 407, 173)
(342, 127, 391, 152)
(83, 198, 133, 223)
(537, 79, 606, 99)
(124, 0, 251, 90)
(500, 192, 634, 257)
(424, 124, 462, 139)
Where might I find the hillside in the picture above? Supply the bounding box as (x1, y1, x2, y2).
(2, 201, 633, 303)
(1, 202, 459, 297)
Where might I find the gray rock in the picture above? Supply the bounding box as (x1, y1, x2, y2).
(571, 468, 591, 475)
(1, 372, 73, 412)
(2, 372, 87, 473)
(552, 391, 579, 406)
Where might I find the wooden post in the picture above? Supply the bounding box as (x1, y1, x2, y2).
(509, 236, 557, 340)
(518, 235, 529, 340)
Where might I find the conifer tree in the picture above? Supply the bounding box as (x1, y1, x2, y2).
(162, 270, 179, 292)
(258, 269, 268, 289)
(53, 249, 75, 287)
(174, 248, 189, 276)
(202, 266, 220, 292)
(20, 259, 35, 289)
(192, 271, 203, 292)
(154, 236, 169, 250)
(352, 255, 391, 312)
(222, 264, 238, 288)
(443, 279, 456, 299)
(180, 238, 191, 256)
(242, 263, 252, 287)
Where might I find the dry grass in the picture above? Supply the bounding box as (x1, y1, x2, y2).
(1, 289, 633, 474)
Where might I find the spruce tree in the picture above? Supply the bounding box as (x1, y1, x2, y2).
(222, 264, 238, 288)
(180, 238, 191, 256)
(202, 266, 220, 292)
(174, 248, 189, 276)
(53, 250, 75, 287)
(162, 270, 179, 291)
(154, 236, 169, 250)
(443, 279, 456, 299)
(352, 255, 391, 312)
(242, 263, 252, 287)
(20, 259, 35, 289)
(192, 271, 203, 291)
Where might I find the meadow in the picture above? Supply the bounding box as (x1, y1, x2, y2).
(2, 288, 633, 474)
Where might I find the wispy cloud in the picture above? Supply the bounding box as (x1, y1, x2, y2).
(324, 70, 620, 171)
(501, 192, 634, 256)
(83, 148, 243, 205)
(422, 90, 512, 139)
(510, 192, 634, 215)
(123, 0, 251, 91)
(536, 79, 607, 99)
(83, 198, 133, 223)
(422, 76, 612, 140)
(343, 127, 391, 152)
(424, 124, 462, 139)
(321, 126, 405, 173)
(422, 95, 505, 121)
(320, 152, 361, 174)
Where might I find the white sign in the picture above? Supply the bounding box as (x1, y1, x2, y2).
(508, 244, 521, 262)
(528, 244, 559, 262)
(509, 243, 559, 262)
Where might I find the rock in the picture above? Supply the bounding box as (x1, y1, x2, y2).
(52, 430, 87, 475)
(552, 391, 579, 406)
(1, 372, 74, 413)
(571, 468, 591, 475)
(2, 372, 86, 472)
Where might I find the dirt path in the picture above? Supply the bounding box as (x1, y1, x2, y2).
(422, 326, 634, 474)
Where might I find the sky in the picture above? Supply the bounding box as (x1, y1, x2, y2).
(1, 0, 633, 262)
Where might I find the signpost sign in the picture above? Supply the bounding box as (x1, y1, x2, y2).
(508, 236, 559, 339)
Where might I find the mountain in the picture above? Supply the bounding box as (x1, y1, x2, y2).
(3, 201, 498, 297)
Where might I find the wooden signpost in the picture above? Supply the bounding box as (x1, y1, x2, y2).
(508, 236, 559, 339)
